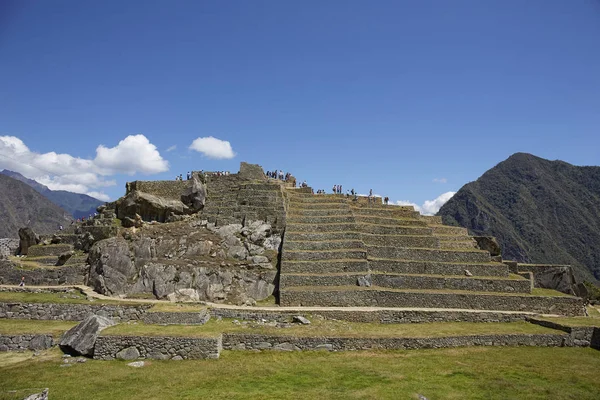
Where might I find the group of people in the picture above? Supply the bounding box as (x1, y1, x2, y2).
(175, 172, 193, 181)
(204, 171, 229, 177)
(266, 170, 293, 182)
(332, 184, 343, 194)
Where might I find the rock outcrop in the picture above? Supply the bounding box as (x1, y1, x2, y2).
(59, 314, 115, 356)
(86, 219, 280, 304)
(18, 227, 40, 255)
(180, 172, 206, 212)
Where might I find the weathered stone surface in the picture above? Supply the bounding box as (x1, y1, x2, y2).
(181, 173, 206, 212)
(23, 388, 49, 400)
(55, 251, 74, 266)
(532, 266, 579, 296)
(29, 334, 53, 350)
(0, 334, 53, 351)
(116, 346, 140, 360)
(293, 316, 311, 325)
(473, 236, 501, 257)
(59, 315, 116, 356)
(357, 274, 372, 287)
(18, 227, 40, 255)
(128, 361, 145, 367)
(116, 190, 190, 223)
(166, 288, 200, 302)
(94, 335, 221, 360)
(239, 162, 266, 181)
(87, 238, 135, 296)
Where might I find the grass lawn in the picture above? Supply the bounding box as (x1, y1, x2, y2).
(1, 347, 599, 399)
(0, 291, 146, 306)
(102, 319, 562, 339)
(0, 319, 76, 337)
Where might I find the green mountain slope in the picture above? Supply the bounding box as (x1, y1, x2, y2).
(0, 174, 73, 238)
(437, 153, 600, 282)
(1, 170, 103, 219)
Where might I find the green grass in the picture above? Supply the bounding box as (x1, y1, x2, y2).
(101, 319, 561, 339)
(147, 303, 207, 313)
(0, 319, 76, 337)
(1, 347, 600, 399)
(536, 317, 600, 327)
(0, 291, 146, 306)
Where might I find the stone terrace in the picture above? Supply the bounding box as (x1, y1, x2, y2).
(279, 191, 584, 316)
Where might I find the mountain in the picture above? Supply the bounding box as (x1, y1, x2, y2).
(437, 153, 600, 282)
(1, 170, 104, 219)
(0, 174, 73, 238)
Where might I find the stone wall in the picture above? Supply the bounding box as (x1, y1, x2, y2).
(141, 310, 210, 325)
(94, 335, 221, 360)
(0, 261, 86, 286)
(210, 308, 531, 324)
(0, 334, 54, 352)
(126, 180, 192, 201)
(0, 238, 19, 258)
(0, 302, 151, 322)
(280, 289, 586, 316)
(528, 318, 600, 348)
(222, 333, 566, 351)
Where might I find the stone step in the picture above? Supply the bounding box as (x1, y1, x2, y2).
(354, 216, 428, 227)
(439, 240, 477, 250)
(350, 207, 420, 218)
(283, 240, 365, 251)
(421, 216, 443, 224)
(360, 234, 439, 248)
(280, 273, 531, 293)
(238, 183, 282, 191)
(367, 246, 491, 263)
(357, 224, 433, 236)
(287, 197, 348, 204)
(434, 235, 474, 242)
(279, 287, 584, 316)
(284, 232, 361, 242)
(285, 223, 356, 232)
(26, 244, 74, 257)
(287, 215, 355, 224)
(283, 249, 367, 261)
(287, 203, 350, 210)
(282, 259, 370, 273)
(369, 259, 509, 277)
(431, 225, 469, 235)
(287, 208, 352, 217)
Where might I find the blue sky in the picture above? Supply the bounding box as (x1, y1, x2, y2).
(1, 1, 599, 212)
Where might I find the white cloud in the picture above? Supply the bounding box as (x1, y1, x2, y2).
(86, 191, 111, 202)
(166, 145, 177, 152)
(0, 134, 168, 201)
(433, 178, 447, 184)
(395, 191, 456, 216)
(189, 136, 236, 159)
(95, 134, 169, 175)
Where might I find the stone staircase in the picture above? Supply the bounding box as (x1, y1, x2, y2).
(201, 177, 286, 231)
(279, 191, 583, 315)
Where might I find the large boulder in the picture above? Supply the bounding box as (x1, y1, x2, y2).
(18, 227, 40, 255)
(87, 238, 135, 295)
(59, 315, 115, 356)
(181, 173, 206, 212)
(473, 236, 501, 257)
(116, 190, 190, 223)
(534, 266, 580, 296)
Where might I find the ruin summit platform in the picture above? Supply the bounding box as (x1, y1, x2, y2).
(0, 162, 586, 318)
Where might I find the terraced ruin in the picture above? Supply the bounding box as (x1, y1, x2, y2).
(1, 162, 599, 399)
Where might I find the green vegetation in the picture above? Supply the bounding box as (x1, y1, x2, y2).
(0, 319, 76, 337)
(0, 291, 145, 306)
(438, 152, 600, 282)
(102, 319, 560, 339)
(1, 347, 600, 399)
(146, 302, 206, 313)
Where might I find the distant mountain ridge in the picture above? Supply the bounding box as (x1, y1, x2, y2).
(1, 170, 103, 219)
(0, 174, 72, 238)
(437, 153, 600, 282)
